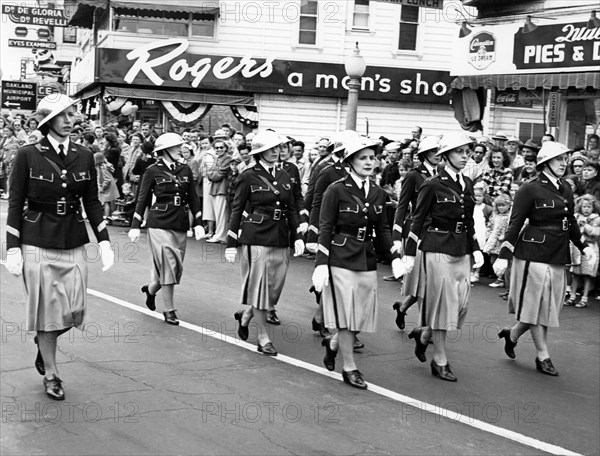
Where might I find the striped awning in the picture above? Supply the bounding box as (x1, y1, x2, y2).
(451, 72, 600, 91)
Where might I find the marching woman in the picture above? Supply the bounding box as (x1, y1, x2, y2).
(397, 132, 484, 382)
(128, 133, 204, 325)
(226, 130, 304, 356)
(493, 142, 595, 376)
(4, 94, 115, 400)
(312, 137, 401, 390)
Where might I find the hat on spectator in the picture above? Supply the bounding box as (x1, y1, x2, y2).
(342, 136, 379, 163)
(249, 130, 284, 155)
(384, 141, 402, 153)
(522, 139, 540, 151)
(506, 136, 523, 146)
(36, 94, 77, 128)
(416, 136, 440, 157)
(154, 133, 185, 154)
(436, 132, 473, 156)
(536, 141, 569, 167)
(213, 129, 229, 140)
(491, 131, 508, 141)
(569, 151, 588, 166)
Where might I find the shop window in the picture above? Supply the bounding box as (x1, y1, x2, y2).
(299, 0, 318, 45)
(398, 5, 419, 51)
(63, 26, 77, 43)
(353, 0, 370, 29)
(518, 122, 545, 143)
(112, 9, 215, 38)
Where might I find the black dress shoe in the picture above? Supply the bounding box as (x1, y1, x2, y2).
(535, 357, 559, 376)
(342, 370, 368, 389)
(321, 336, 337, 371)
(392, 301, 407, 330)
(163, 310, 179, 325)
(353, 336, 365, 351)
(498, 328, 517, 359)
(234, 310, 250, 341)
(308, 285, 321, 305)
(312, 318, 332, 338)
(257, 341, 278, 356)
(266, 311, 281, 325)
(43, 375, 65, 400)
(34, 335, 45, 376)
(141, 285, 156, 311)
(430, 360, 457, 382)
(408, 328, 428, 363)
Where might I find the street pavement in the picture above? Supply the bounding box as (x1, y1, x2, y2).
(1, 205, 599, 455)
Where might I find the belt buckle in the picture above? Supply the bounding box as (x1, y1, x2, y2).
(562, 218, 568, 231)
(357, 226, 367, 241)
(455, 222, 464, 233)
(57, 201, 66, 215)
(173, 196, 181, 206)
(273, 209, 281, 221)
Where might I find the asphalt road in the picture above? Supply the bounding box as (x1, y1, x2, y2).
(1, 208, 598, 455)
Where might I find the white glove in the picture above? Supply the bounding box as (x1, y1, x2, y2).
(294, 239, 305, 257)
(391, 240, 403, 255)
(306, 242, 318, 254)
(493, 258, 508, 277)
(391, 258, 404, 278)
(312, 264, 329, 292)
(4, 247, 23, 276)
(99, 240, 115, 272)
(472, 250, 484, 269)
(583, 246, 596, 265)
(402, 255, 415, 275)
(298, 222, 308, 235)
(128, 228, 140, 243)
(225, 247, 237, 263)
(194, 225, 206, 241)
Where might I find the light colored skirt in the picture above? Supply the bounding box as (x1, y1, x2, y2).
(21, 244, 88, 332)
(240, 245, 289, 310)
(322, 266, 378, 332)
(202, 180, 216, 221)
(401, 248, 424, 298)
(419, 252, 470, 330)
(148, 228, 187, 286)
(508, 258, 566, 328)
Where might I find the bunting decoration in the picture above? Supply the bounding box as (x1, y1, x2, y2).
(231, 105, 259, 128)
(161, 101, 212, 125)
(103, 95, 128, 113)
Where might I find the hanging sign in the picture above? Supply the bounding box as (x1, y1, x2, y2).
(1, 4, 68, 27)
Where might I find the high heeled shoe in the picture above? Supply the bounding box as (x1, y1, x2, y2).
(535, 357, 559, 376)
(430, 360, 457, 382)
(408, 328, 428, 363)
(34, 335, 45, 375)
(498, 328, 517, 359)
(342, 370, 368, 389)
(321, 336, 337, 371)
(392, 301, 407, 330)
(43, 374, 65, 400)
(311, 318, 331, 338)
(266, 310, 281, 325)
(163, 310, 179, 325)
(234, 310, 250, 341)
(257, 341, 277, 356)
(141, 285, 156, 311)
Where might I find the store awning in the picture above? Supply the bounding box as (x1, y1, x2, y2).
(451, 72, 600, 91)
(66, 0, 220, 29)
(104, 86, 254, 106)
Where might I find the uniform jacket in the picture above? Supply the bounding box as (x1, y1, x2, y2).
(392, 163, 434, 241)
(303, 154, 335, 216)
(227, 163, 301, 248)
(307, 160, 347, 244)
(499, 173, 586, 265)
(6, 137, 109, 250)
(131, 159, 202, 231)
(405, 169, 480, 257)
(281, 160, 307, 221)
(316, 175, 395, 271)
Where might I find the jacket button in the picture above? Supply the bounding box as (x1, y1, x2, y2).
(61, 197, 66, 201)
(61, 170, 67, 174)
(275, 201, 281, 206)
(62, 183, 67, 188)
(435, 228, 438, 231)
(461, 214, 465, 218)
(365, 203, 370, 207)
(273, 182, 277, 185)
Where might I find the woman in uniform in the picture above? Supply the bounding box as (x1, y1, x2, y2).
(128, 133, 204, 325)
(493, 141, 594, 376)
(4, 94, 115, 400)
(226, 130, 304, 356)
(312, 137, 401, 390)
(398, 131, 484, 382)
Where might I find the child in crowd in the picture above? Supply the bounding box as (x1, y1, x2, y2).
(565, 194, 600, 308)
(393, 158, 413, 203)
(471, 182, 492, 283)
(94, 152, 119, 218)
(484, 193, 512, 288)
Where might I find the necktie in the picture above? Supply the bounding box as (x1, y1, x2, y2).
(557, 179, 564, 192)
(455, 174, 462, 191)
(269, 167, 275, 178)
(58, 144, 66, 161)
(361, 180, 367, 197)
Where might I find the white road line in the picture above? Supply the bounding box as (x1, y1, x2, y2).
(88, 288, 582, 456)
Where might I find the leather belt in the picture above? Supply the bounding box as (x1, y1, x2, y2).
(28, 200, 79, 215)
(335, 225, 371, 242)
(252, 208, 287, 221)
(529, 219, 569, 231)
(156, 196, 184, 207)
(431, 220, 465, 234)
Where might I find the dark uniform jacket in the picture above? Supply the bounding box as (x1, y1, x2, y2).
(499, 172, 586, 265)
(303, 154, 335, 216)
(307, 160, 347, 244)
(227, 163, 301, 248)
(6, 137, 109, 250)
(281, 160, 307, 222)
(131, 159, 201, 231)
(380, 162, 400, 188)
(405, 169, 480, 257)
(316, 175, 395, 271)
(392, 163, 434, 242)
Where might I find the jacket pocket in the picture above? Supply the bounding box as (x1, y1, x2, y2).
(250, 185, 269, 193)
(282, 183, 291, 190)
(436, 194, 456, 203)
(30, 168, 54, 182)
(151, 203, 168, 212)
(427, 226, 449, 234)
(339, 203, 359, 213)
(23, 211, 41, 223)
(72, 171, 91, 181)
(522, 232, 546, 244)
(534, 200, 555, 209)
(331, 234, 347, 247)
(155, 177, 173, 185)
(245, 214, 265, 224)
(374, 204, 383, 214)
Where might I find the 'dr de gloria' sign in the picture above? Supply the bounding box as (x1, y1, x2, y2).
(468, 32, 496, 70)
(98, 38, 452, 104)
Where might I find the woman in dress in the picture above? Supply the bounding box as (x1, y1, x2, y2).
(312, 136, 401, 389)
(226, 130, 304, 356)
(4, 94, 114, 400)
(128, 133, 204, 325)
(479, 145, 513, 199)
(398, 131, 484, 382)
(206, 140, 233, 243)
(494, 141, 595, 376)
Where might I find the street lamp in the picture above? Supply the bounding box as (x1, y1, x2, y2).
(344, 42, 367, 131)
